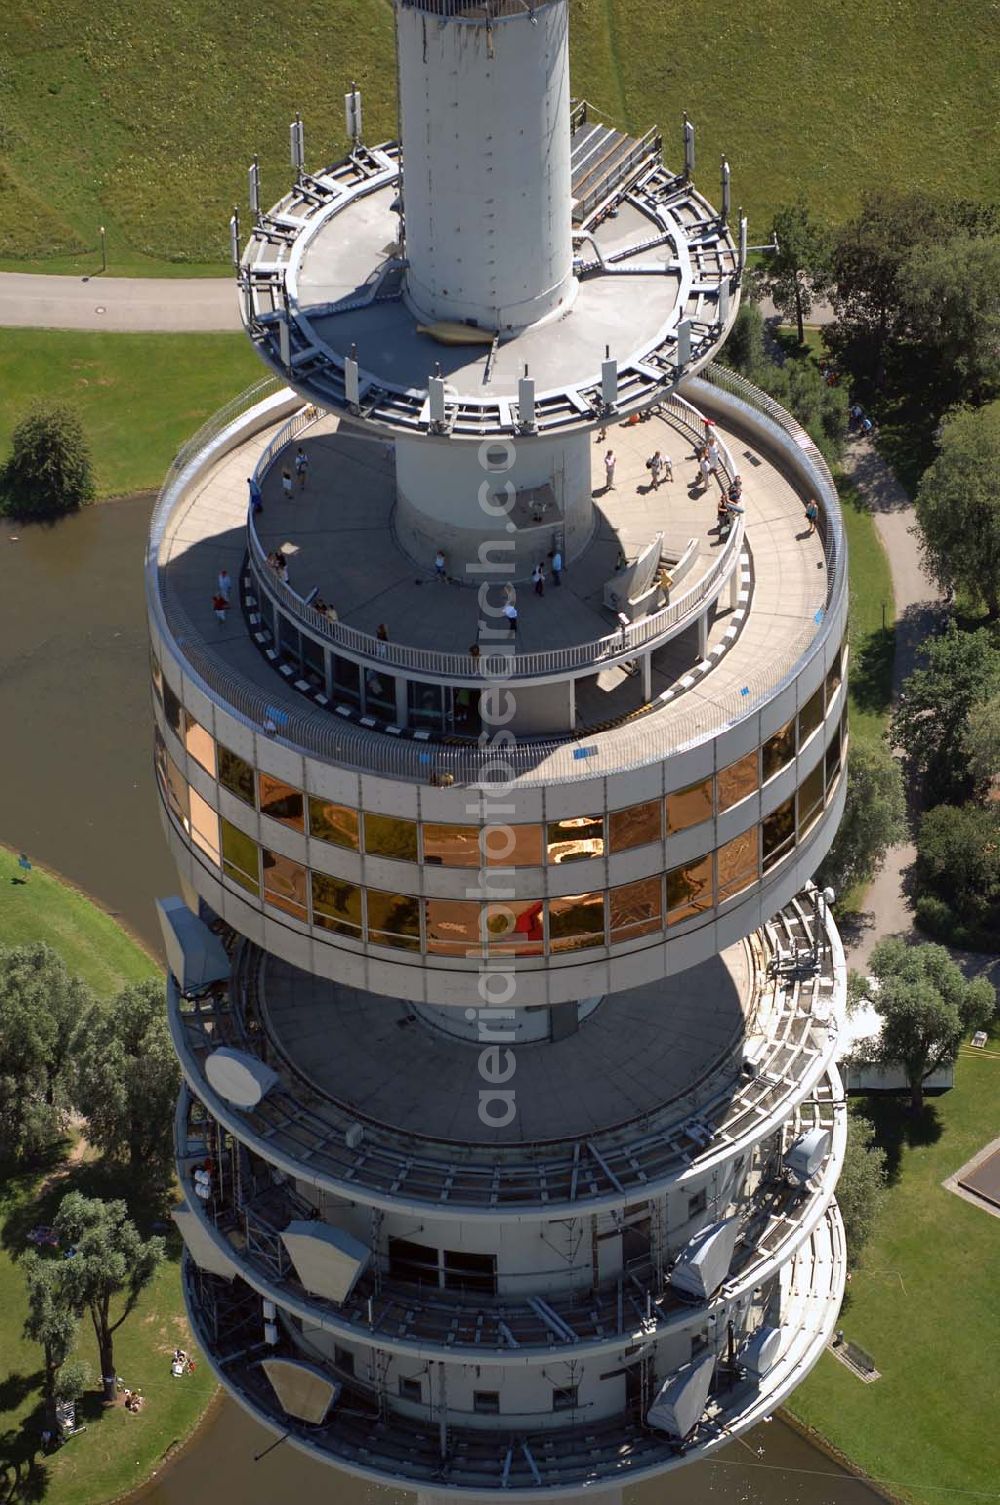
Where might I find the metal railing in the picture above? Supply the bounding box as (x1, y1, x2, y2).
(147, 366, 844, 787)
(398, 0, 550, 17)
(246, 391, 744, 683)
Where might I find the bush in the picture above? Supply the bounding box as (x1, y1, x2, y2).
(54, 1357, 92, 1405)
(837, 1112, 887, 1267)
(0, 403, 95, 520)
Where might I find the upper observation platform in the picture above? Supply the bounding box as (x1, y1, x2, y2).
(238, 140, 740, 439)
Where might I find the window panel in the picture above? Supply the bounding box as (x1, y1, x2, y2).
(332, 654, 362, 708)
(155, 729, 189, 826)
(797, 760, 826, 836)
(825, 735, 842, 793)
(762, 797, 796, 872)
(162, 679, 183, 739)
(552, 1386, 579, 1412)
(548, 892, 606, 952)
(367, 890, 421, 950)
(443, 1249, 496, 1295)
(666, 857, 714, 923)
(425, 899, 484, 955)
(825, 646, 843, 705)
(189, 788, 220, 866)
(667, 778, 714, 833)
(423, 822, 480, 868)
(474, 1391, 500, 1414)
(364, 813, 418, 862)
(308, 797, 360, 851)
(717, 829, 759, 901)
(609, 799, 662, 853)
(762, 720, 795, 783)
(183, 711, 217, 778)
(262, 849, 308, 922)
(363, 667, 396, 719)
(278, 613, 302, 669)
(311, 873, 362, 937)
(151, 652, 163, 704)
(388, 1237, 438, 1286)
(609, 876, 663, 942)
(798, 686, 824, 747)
(485, 824, 544, 868)
(717, 751, 758, 813)
(221, 819, 260, 896)
(258, 774, 304, 831)
(218, 745, 255, 807)
(484, 900, 544, 955)
(408, 680, 446, 732)
(546, 814, 605, 864)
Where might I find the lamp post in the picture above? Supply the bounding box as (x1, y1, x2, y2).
(99, 225, 106, 274)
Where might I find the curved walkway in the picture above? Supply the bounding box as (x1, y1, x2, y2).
(0, 271, 240, 331)
(842, 434, 999, 992)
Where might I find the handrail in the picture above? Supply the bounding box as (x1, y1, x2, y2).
(245, 391, 744, 683)
(147, 364, 845, 787)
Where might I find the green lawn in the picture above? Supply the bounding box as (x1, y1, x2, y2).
(0, 846, 154, 998)
(0, 331, 262, 497)
(0, 0, 997, 275)
(788, 1036, 1000, 1505)
(0, 856, 216, 1505)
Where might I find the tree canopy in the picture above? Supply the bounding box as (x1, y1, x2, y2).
(818, 738, 905, 898)
(836, 1112, 887, 1267)
(53, 1192, 165, 1402)
(21, 1250, 79, 1426)
(0, 943, 92, 1165)
(914, 402, 1000, 620)
(915, 803, 1000, 951)
(898, 234, 1000, 406)
(755, 199, 832, 345)
(892, 624, 1000, 807)
(0, 403, 95, 520)
(862, 939, 995, 1111)
(74, 979, 179, 1180)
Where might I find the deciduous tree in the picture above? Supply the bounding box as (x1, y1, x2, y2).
(21, 1251, 78, 1428)
(53, 1192, 164, 1403)
(916, 803, 1000, 950)
(836, 1112, 887, 1266)
(0, 944, 91, 1165)
(914, 403, 1000, 620)
(74, 979, 179, 1180)
(899, 234, 1000, 405)
(864, 939, 995, 1112)
(818, 739, 905, 898)
(892, 625, 1000, 806)
(0, 403, 95, 520)
(757, 199, 832, 345)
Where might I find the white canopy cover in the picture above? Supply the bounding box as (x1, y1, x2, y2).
(668, 1215, 740, 1300)
(205, 1046, 280, 1109)
(646, 1354, 715, 1439)
(280, 1220, 371, 1304)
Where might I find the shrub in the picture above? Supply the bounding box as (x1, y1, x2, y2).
(915, 803, 1000, 951)
(0, 403, 95, 520)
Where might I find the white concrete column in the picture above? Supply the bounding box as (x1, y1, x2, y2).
(642, 651, 653, 701)
(396, 0, 575, 331)
(697, 610, 709, 660)
(729, 563, 741, 610)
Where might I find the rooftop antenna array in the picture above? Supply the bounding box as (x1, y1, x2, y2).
(345, 83, 363, 150)
(290, 114, 305, 181)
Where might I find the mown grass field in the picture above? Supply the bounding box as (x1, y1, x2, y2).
(0, 859, 216, 1505)
(787, 1035, 1000, 1505)
(0, 331, 262, 496)
(0, 0, 997, 274)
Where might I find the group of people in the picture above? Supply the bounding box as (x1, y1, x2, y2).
(245, 443, 309, 516)
(171, 1348, 196, 1378)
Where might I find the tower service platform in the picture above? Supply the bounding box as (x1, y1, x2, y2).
(149, 2, 850, 1500)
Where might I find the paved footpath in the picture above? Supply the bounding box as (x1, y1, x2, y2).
(0, 272, 240, 332)
(842, 434, 999, 992)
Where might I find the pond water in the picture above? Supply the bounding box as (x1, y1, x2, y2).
(0, 497, 886, 1505)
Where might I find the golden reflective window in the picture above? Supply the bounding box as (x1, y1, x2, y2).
(425, 899, 484, 955)
(717, 752, 758, 813)
(308, 797, 360, 851)
(183, 711, 216, 778)
(367, 890, 421, 950)
(762, 797, 795, 871)
(762, 720, 795, 783)
(218, 745, 255, 806)
(221, 819, 260, 896)
(311, 873, 362, 937)
(155, 731, 189, 826)
(258, 774, 305, 831)
(151, 652, 163, 704)
(609, 800, 662, 853)
(666, 857, 714, 923)
(423, 823, 480, 868)
(189, 788, 220, 866)
(609, 876, 663, 942)
(825, 736, 842, 792)
(484, 900, 544, 955)
(262, 849, 308, 922)
(484, 824, 544, 868)
(717, 830, 759, 902)
(798, 686, 824, 747)
(546, 815, 605, 864)
(667, 779, 714, 833)
(364, 813, 418, 863)
(549, 892, 606, 952)
(797, 761, 826, 836)
(825, 646, 843, 705)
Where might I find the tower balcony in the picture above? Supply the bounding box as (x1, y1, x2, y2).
(180, 1198, 846, 1497)
(166, 892, 845, 1219)
(174, 1069, 845, 1363)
